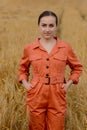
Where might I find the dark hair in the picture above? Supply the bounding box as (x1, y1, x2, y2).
(38, 10, 58, 26)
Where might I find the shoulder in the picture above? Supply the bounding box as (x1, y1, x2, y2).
(60, 40, 72, 48)
(23, 40, 37, 51)
(58, 39, 73, 51)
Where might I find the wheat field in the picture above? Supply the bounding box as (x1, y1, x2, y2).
(0, 0, 87, 130)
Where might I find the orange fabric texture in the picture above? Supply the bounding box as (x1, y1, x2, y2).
(18, 37, 82, 130)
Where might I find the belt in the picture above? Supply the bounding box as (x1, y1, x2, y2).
(31, 75, 64, 86)
(44, 76, 50, 85)
(40, 76, 64, 85)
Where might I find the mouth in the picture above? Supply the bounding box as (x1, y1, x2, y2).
(44, 33, 51, 36)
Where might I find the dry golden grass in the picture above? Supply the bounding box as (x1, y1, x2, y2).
(0, 0, 87, 129)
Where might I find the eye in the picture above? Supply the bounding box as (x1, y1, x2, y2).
(41, 24, 47, 27)
(49, 24, 54, 27)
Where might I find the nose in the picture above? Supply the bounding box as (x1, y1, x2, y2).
(46, 26, 50, 31)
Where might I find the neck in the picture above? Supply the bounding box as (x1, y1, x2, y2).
(40, 37, 55, 44)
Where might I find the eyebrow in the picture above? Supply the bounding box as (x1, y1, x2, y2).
(41, 23, 54, 25)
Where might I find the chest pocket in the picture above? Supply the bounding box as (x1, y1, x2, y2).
(30, 55, 42, 61)
(53, 54, 67, 71)
(54, 54, 67, 62)
(29, 54, 42, 72)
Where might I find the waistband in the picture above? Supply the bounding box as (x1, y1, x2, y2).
(31, 75, 64, 85)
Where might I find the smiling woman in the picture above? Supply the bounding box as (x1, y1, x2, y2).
(18, 10, 83, 130)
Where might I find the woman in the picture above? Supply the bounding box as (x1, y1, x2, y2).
(18, 10, 82, 130)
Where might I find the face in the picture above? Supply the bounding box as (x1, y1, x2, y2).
(38, 16, 57, 40)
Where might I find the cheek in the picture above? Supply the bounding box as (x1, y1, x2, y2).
(38, 27, 44, 33)
(52, 27, 57, 32)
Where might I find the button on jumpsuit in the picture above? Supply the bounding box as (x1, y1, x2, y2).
(18, 37, 82, 130)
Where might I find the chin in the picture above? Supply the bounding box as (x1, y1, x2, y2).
(45, 37, 51, 40)
(44, 36, 52, 40)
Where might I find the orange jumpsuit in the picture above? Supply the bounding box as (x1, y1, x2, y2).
(18, 37, 82, 130)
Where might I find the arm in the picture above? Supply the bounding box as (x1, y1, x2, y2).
(62, 46, 83, 91)
(18, 45, 33, 90)
(67, 46, 83, 84)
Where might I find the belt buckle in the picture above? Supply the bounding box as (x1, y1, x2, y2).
(45, 76, 50, 85)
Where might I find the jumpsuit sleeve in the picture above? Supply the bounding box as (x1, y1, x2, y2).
(67, 46, 83, 84)
(18, 46, 30, 83)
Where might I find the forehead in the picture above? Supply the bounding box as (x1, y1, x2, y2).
(40, 16, 56, 24)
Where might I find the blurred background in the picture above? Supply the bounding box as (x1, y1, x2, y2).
(0, 0, 87, 129)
